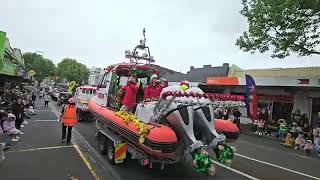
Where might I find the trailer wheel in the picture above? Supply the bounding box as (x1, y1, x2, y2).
(107, 140, 116, 164)
(98, 134, 107, 155)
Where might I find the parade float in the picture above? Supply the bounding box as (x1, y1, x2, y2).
(88, 29, 245, 176)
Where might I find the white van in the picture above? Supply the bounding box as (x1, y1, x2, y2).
(75, 85, 97, 121)
(75, 86, 97, 104)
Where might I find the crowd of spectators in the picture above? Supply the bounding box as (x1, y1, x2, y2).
(251, 108, 320, 156)
(0, 85, 37, 161)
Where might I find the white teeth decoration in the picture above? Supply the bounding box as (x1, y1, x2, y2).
(160, 85, 246, 107)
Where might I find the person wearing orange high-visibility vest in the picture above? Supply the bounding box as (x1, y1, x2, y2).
(60, 98, 78, 143)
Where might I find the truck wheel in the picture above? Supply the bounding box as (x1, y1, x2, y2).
(98, 135, 107, 155)
(106, 140, 116, 164)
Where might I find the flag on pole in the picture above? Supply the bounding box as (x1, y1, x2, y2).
(245, 74, 258, 120)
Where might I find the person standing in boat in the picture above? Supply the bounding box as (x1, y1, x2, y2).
(144, 74, 162, 100)
(119, 75, 140, 112)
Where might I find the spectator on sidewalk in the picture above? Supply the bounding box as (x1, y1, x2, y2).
(294, 133, 305, 150)
(44, 93, 50, 108)
(60, 98, 78, 143)
(304, 140, 314, 155)
(232, 108, 241, 130)
(312, 112, 320, 142)
(31, 91, 36, 103)
(314, 135, 320, 156)
(3, 113, 22, 142)
(278, 119, 288, 138)
(290, 122, 303, 138)
(255, 119, 265, 136)
(301, 113, 309, 127)
(292, 109, 302, 125)
(267, 119, 279, 136)
(12, 99, 24, 130)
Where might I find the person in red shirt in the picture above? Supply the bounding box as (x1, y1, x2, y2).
(119, 76, 140, 112)
(144, 74, 162, 100)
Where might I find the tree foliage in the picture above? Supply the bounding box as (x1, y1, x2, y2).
(57, 58, 89, 84)
(236, 0, 320, 58)
(23, 52, 57, 81)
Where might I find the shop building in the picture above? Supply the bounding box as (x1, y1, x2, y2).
(206, 65, 320, 123)
(88, 67, 102, 85)
(0, 31, 27, 88)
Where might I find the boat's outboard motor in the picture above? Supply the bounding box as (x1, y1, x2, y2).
(194, 105, 225, 143)
(165, 103, 203, 152)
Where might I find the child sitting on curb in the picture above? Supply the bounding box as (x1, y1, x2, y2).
(314, 135, 320, 156)
(277, 119, 288, 138)
(2, 113, 22, 142)
(294, 133, 305, 150)
(0, 122, 12, 161)
(304, 140, 314, 155)
(255, 119, 265, 136)
(281, 133, 294, 148)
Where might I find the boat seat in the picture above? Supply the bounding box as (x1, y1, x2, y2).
(135, 102, 157, 123)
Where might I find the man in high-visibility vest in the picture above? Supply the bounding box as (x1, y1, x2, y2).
(60, 98, 78, 143)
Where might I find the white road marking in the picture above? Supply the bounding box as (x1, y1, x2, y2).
(33, 120, 57, 122)
(235, 153, 320, 180)
(212, 160, 260, 180)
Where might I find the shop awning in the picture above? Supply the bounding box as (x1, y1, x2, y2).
(206, 77, 240, 85)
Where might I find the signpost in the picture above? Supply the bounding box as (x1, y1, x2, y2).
(28, 70, 36, 81)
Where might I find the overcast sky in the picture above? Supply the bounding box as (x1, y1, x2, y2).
(1, 0, 319, 73)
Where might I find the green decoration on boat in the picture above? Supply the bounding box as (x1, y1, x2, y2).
(112, 74, 120, 110)
(217, 144, 234, 164)
(132, 69, 153, 77)
(193, 150, 214, 173)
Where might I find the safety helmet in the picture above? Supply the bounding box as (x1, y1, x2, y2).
(180, 80, 190, 87)
(8, 113, 16, 119)
(68, 98, 76, 104)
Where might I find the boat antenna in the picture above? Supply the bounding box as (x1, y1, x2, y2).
(143, 28, 146, 45)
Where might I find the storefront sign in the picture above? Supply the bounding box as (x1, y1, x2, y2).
(0, 58, 17, 76)
(208, 76, 320, 87)
(0, 31, 6, 60)
(28, 70, 36, 77)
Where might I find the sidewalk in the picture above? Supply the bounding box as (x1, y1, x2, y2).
(0, 99, 96, 180)
(239, 123, 283, 142)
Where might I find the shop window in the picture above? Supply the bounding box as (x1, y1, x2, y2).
(272, 102, 293, 121)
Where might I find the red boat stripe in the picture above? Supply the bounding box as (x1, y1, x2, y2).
(115, 144, 127, 159)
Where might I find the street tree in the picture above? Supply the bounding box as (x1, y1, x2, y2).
(23, 52, 57, 81)
(236, 0, 320, 58)
(57, 58, 89, 84)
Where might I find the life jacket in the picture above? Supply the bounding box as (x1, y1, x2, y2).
(61, 105, 77, 126)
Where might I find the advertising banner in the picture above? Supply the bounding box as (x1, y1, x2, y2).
(0, 31, 6, 60)
(0, 58, 18, 76)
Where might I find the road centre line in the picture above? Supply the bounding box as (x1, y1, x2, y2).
(7, 145, 74, 153)
(73, 144, 100, 180)
(212, 160, 260, 180)
(235, 153, 320, 180)
(33, 120, 58, 122)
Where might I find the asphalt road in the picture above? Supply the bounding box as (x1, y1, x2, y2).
(52, 102, 320, 180)
(11, 100, 319, 180)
